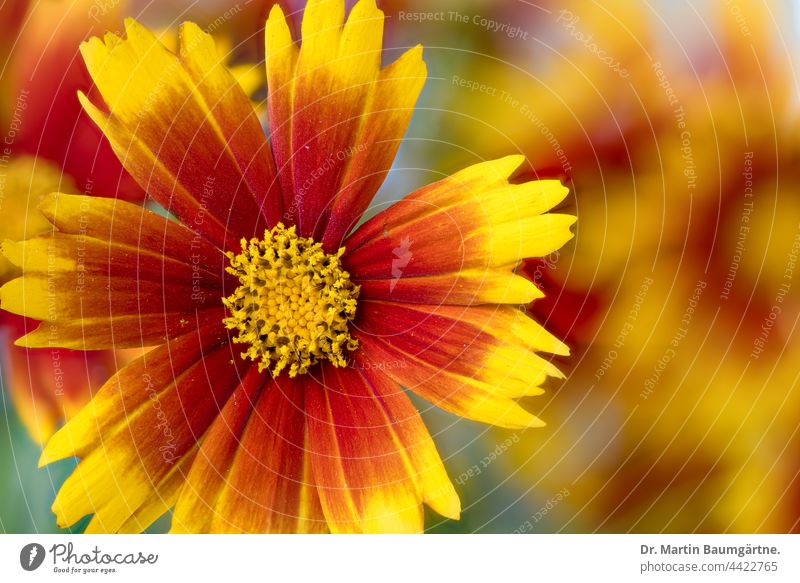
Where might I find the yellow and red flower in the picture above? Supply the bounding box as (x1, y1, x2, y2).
(1, 0, 574, 533)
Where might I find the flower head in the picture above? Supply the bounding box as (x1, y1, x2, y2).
(2, 0, 575, 533)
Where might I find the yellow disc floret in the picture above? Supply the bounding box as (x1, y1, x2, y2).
(222, 223, 359, 377)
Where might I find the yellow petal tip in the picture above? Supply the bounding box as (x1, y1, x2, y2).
(38, 448, 54, 469)
(526, 417, 546, 429)
(123, 16, 139, 30)
(15, 338, 31, 348)
(428, 489, 461, 521)
(268, 3, 286, 19)
(39, 428, 74, 468)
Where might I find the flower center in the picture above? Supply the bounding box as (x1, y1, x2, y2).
(222, 223, 359, 377)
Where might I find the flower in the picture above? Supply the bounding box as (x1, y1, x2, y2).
(2, 0, 575, 533)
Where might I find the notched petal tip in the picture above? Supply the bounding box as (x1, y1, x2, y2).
(38, 443, 60, 469)
(413, 43, 427, 67)
(50, 494, 79, 530)
(553, 213, 578, 238)
(178, 20, 202, 35)
(354, 0, 379, 10)
(390, 43, 427, 82)
(51, 503, 69, 527)
(177, 21, 214, 57)
(0, 279, 16, 309)
(348, 0, 384, 27)
(538, 180, 571, 210)
(78, 35, 104, 57)
(123, 17, 146, 36)
(103, 31, 122, 47)
(268, 3, 286, 19)
(301, 0, 345, 40)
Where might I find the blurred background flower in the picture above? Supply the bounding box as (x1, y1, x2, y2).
(2, 0, 799, 533)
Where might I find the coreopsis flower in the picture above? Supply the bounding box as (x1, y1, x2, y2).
(0, 0, 141, 443)
(1, 0, 575, 533)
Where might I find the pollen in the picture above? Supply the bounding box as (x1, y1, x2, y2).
(222, 223, 360, 377)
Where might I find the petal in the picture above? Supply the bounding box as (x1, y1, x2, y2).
(320, 45, 427, 249)
(1, 193, 229, 349)
(305, 361, 459, 533)
(355, 269, 545, 306)
(0, 270, 217, 322)
(177, 22, 283, 225)
(172, 373, 326, 533)
(41, 326, 246, 532)
(40, 323, 226, 463)
(9, 310, 226, 351)
(35, 193, 224, 272)
(344, 157, 575, 305)
(355, 300, 568, 428)
(4, 233, 223, 290)
(266, 0, 426, 245)
(264, 4, 298, 213)
(79, 19, 278, 249)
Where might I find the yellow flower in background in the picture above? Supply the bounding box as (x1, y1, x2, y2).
(423, 0, 800, 532)
(1, 0, 574, 533)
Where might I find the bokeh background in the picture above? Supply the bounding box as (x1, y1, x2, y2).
(1, 0, 799, 533)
